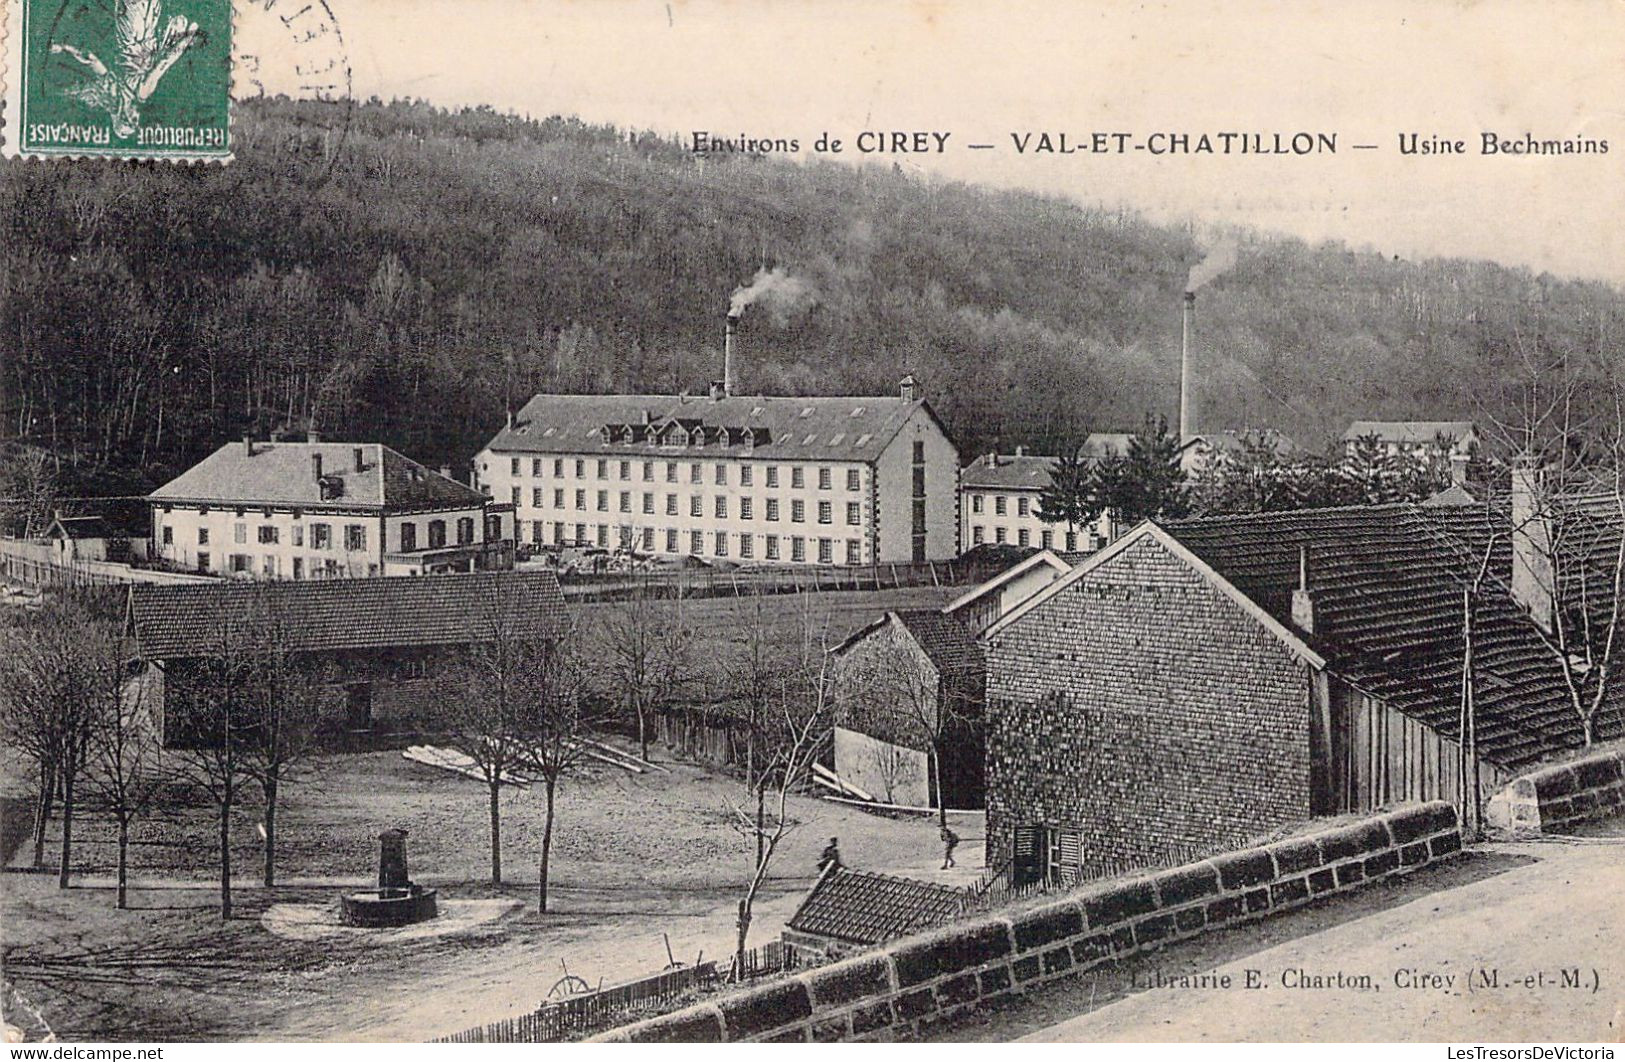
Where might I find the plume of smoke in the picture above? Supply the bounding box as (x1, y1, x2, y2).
(729, 266, 818, 324)
(1185, 238, 1239, 294)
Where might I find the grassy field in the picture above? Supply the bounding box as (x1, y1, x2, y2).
(1, 584, 972, 1042)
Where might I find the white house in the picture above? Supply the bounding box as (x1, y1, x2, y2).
(473, 376, 960, 566)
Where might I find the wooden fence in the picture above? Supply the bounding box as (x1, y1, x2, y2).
(559, 559, 972, 603)
(433, 942, 796, 1043)
(0, 538, 215, 589)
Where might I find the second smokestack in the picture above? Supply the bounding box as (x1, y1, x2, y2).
(1180, 291, 1195, 440)
(724, 313, 739, 397)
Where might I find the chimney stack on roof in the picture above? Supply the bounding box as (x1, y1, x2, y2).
(353, 447, 365, 473)
(1291, 545, 1315, 634)
(1510, 455, 1555, 631)
(308, 429, 322, 444)
(440, 465, 452, 479)
(900, 374, 918, 402)
(1450, 451, 1470, 486)
(312, 453, 323, 482)
(1015, 445, 1025, 458)
(709, 381, 727, 401)
(242, 435, 254, 457)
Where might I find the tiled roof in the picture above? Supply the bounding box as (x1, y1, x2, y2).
(128, 571, 568, 658)
(1164, 504, 1623, 769)
(786, 866, 964, 946)
(893, 609, 984, 681)
(150, 441, 486, 511)
(1187, 429, 1301, 457)
(960, 453, 1055, 491)
(51, 516, 109, 540)
(1343, 420, 1477, 444)
(480, 392, 939, 463)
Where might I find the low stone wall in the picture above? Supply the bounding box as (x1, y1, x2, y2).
(1485, 748, 1625, 837)
(593, 802, 1462, 1043)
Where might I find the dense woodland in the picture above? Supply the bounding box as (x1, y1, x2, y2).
(5, 97, 1625, 500)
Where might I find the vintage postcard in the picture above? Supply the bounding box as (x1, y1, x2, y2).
(1, 0, 1623, 1051)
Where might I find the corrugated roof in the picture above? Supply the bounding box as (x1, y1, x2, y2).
(128, 571, 568, 658)
(480, 392, 937, 463)
(1164, 504, 1623, 769)
(150, 442, 486, 511)
(1343, 420, 1477, 444)
(786, 866, 964, 946)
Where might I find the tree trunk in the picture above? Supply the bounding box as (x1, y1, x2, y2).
(755, 785, 765, 871)
(32, 763, 55, 869)
(637, 703, 649, 763)
(931, 746, 947, 829)
(261, 777, 278, 888)
(488, 779, 502, 886)
(219, 786, 233, 919)
(1583, 714, 1595, 747)
(116, 817, 129, 910)
(734, 898, 751, 982)
(57, 770, 74, 889)
(538, 777, 556, 913)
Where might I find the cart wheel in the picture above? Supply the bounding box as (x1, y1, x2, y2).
(549, 975, 591, 998)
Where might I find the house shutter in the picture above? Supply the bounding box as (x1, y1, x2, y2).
(1012, 826, 1042, 887)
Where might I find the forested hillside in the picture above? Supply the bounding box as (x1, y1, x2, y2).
(5, 97, 1623, 496)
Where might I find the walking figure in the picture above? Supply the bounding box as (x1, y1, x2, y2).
(818, 836, 842, 873)
(940, 824, 960, 869)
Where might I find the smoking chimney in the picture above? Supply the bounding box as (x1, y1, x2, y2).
(724, 313, 740, 397)
(1180, 291, 1196, 441)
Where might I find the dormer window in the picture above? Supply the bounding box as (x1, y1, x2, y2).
(751, 406, 765, 418)
(856, 433, 873, 446)
(543, 427, 556, 437)
(799, 407, 814, 418)
(850, 406, 866, 417)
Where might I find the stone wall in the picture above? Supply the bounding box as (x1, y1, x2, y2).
(984, 534, 1313, 877)
(592, 802, 1462, 1043)
(1484, 747, 1625, 836)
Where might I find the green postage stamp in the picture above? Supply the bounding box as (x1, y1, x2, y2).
(3, 0, 232, 160)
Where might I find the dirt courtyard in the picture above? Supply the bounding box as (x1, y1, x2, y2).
(2, 744, 986, 1042)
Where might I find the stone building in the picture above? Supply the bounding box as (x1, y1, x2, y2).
(148, 437, 516, 579)
(982, 501, 1620, 886)
(474, 377, 960, 566)
(125, 570, 568, 746)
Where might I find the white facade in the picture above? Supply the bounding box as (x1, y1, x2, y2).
(959, 452, 1114, 556)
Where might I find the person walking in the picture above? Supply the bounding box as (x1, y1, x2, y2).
(818, 836, 843, 872)
(940, 824, 960, 869)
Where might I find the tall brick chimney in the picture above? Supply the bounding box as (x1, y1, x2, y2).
(724, 313, 740, 397)
(1510, 456, 1555, 631)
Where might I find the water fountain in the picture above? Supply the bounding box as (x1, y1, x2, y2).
(339, 828, 439, 927)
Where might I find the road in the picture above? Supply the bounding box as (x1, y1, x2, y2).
(939, 831, 1625, 1042)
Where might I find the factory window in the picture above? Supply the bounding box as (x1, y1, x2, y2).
(715, 463, 728, 485)
(597, 525, 609, 547)
(554, 459, 564, 477)
(575, 459, 585, 478)
(554, 524, 565, 546)
(230, 553, 252, 573)
(740, 465, 754, 487)
(739, 534, 754, 559)
(715, 496, 729, 519)
(666, 461, 678, 483)
(457, 517, 475, 545)
(531, 521, 543, 543)
(766, 466, 779, 488)
(345, 525, 366, 551)
(741, 497, 754, 520)
(401, 523, 417, 552)
(973, 525, 985, 544)
(791, 537, 806, 562)
(511, 486, 521, 506)
(995, 496, 1008, 516)
(765, 535, 780, 560)
(619, 491, 631, 513)
(554, 488, 565, 508)
(197, 552, 210, 572)
(818, 467, 832, 490)
(596, 459, 608, 479)
(666, 528, 678, 553)
(1018, 496, 1030, 517)
(817, 501, 832, 524)
(766, 498, 780, 521)
(533, 488, 544, 508)
(690, 463, 702, 484)
(666, 494, 678, 516)
(292, 525, 304, 547)
(619, 460, 631, 481)
(312, 523, 331, 550)
(971, 495, 983, 514)
(846, 540, 861, 565)
(642, 461, 654, 482)
(511, 457, 520, 476)
(234, 523, 247, 544)
(642, 527, 654, 551)
(1018, 528, 1031, 547)
(714, 532, 728, 558)
(575, 489, 586, 510)
(846, 502, 861, 525)
(817, 538, 833, 564)
(429, 520, 446, 548)
(262, 556, 277, 577)
(196, 527, 208, 545)
(596, 490, 609, 512)
(791, 500, 805, 523)
(533, 459, 543, 477)
(690, 495, 703, 518)
(791, 467, 805, 489)
(575, 522, 586, 544)
(847, 469, 860, 491)
(642, 493, 655, 515)
(690, 530, 703, 554)
(1041, 529, 1054, 550)
(995, 527, 1006, 544)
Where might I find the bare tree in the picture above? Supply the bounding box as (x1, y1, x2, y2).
(727, 591, 835, 979)
(82, 632, 165, 909)
(519, 628, 597, 914)
(861, 738, 923, 805)
(595, 576, 693, 762)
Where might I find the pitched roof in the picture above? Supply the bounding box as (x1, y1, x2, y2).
(50, 515, 109, 540)
(786, 866, 964, 946)
(1343, 420, 1477, 444)
(480, 392, 943, 463)
(128, 571, 568, 658)
(1186, 429, 1302, 457)
(1164, 504, 1621, 769)
(960, 453, 1055, 491)
(892, 609, 985, 681)
(943, 549, 1072, 617)
(150, 441, 485, 511)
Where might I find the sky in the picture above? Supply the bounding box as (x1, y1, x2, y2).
(245, 0, 1625, 286)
